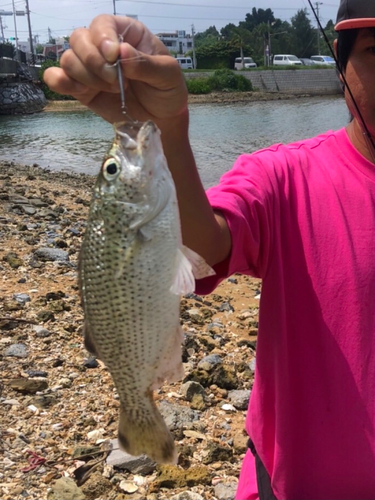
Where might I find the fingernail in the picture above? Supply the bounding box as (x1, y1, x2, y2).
(101, 39, 118, 63)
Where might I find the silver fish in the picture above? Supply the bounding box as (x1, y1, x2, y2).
(79, 120, 213, 463)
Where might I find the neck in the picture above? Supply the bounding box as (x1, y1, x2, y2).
(346, 120, 375, 164)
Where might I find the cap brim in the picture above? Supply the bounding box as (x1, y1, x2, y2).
(335, 18, 375, 31)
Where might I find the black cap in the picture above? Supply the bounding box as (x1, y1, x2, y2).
(335, 0, 375, 31)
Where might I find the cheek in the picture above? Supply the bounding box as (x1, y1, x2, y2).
(344, 64, 374, 120)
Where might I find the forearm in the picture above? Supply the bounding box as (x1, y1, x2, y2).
(159, 109, 231, 267)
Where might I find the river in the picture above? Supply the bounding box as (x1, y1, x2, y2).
(0, 95, 348, 188)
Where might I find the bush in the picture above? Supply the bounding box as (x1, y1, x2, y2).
(185, 78, 212, 94)
(207, 68, 252, 92)
(39, 60, 75, 101)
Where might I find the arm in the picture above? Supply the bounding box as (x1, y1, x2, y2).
(44, 15, 231, 267)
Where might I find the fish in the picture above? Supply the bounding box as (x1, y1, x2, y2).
(78, 120, 214, 464)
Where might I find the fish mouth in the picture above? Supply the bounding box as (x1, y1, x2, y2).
(113, 120, 157, 149)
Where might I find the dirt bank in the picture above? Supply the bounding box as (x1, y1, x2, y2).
(44, 91, 315, 112)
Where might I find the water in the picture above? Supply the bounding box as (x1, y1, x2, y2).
(0, 96, 348, 188)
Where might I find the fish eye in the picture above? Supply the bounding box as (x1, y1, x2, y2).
(102, 159, 120, 181)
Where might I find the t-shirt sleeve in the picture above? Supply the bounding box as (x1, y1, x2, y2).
(195, 152, 278, 295)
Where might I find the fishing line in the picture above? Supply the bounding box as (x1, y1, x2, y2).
(306, 0, 375, 158)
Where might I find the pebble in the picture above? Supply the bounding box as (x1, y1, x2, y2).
(4, 343, 28, 358)
(83, 356, 98, 369)
(13, 293, 31, 304)
(33, 247, 69, 262)
(198, 354, 222, 372)
(228, 389, 251, 410)
(214, 481, 238, 500)
(106, 439, 156, 474)
(170, 492, 204, 500)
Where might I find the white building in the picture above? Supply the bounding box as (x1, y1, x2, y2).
(156, 30, 193, 55)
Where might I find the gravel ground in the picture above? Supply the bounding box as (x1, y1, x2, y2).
(0, 158, 261, 500)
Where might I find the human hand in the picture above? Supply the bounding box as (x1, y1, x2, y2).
(43, 15, 189, 128)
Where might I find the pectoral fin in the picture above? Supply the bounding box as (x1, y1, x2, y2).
(170, 246, 215, 295)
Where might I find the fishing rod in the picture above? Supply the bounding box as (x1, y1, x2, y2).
(307, 0, 375, 155)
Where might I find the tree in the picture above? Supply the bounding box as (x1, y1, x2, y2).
(290, 9, 317, 57)
(240, 8, 275, 31)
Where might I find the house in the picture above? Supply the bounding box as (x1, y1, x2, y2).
(156, 30, 192, 55)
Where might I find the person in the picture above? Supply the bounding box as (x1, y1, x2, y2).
(44, 0, 375, 498)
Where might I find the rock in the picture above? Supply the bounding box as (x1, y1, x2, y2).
(2, 252, 24, 269)
(33, 325, 52, 338)
(159, 401, 199, 431)
(13, 293, 31, 304)
(26, 369, 48, 378)
(9, 378, 48, 394)
(83, 357, 98, 369)
(202, 442, 233, 465)
(214, 482, 238, 500)
(170, 492, 204, 500)
(80, 471, 112, 500)
(211, 365, 238, 390)
(33, 247, 69, 262)
(228, 389, 251, 410)
(180, 381, 206, 402)
(4, 343, 28, 358)
(219, 302, 234, 312)
(152, 465, 212, 490)
(47, 477, 85, 500)
(106, 439, 156, 474)
(198, 354, 222, 372)
(36, 310, 55, 322)
(190, 393, 206, 411)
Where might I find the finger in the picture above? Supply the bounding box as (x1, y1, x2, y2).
(68, 27, 118, 84)
(89, 15, 167, 59)
(60, 48, 119, 91)
(120, 43, 182, 90)
(43, 67, 116, 107)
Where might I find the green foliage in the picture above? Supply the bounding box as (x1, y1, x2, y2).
(207, 69, 253, 92)
(185, 78, 212, 94)
(38, 60, 75, 101)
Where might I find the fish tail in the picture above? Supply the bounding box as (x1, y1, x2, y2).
(118, 393, 177, 464)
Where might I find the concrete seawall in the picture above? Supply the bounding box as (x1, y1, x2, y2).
(185, 68, 342, 95)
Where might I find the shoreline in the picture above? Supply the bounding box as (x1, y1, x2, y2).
(43, 91, 336, 112)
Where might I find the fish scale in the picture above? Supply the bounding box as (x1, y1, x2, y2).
(78, 120, 211, 463)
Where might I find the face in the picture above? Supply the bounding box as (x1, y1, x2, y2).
(339, 29, 375, 141)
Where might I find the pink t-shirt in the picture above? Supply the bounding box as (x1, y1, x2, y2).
(196, 128, 375, 500)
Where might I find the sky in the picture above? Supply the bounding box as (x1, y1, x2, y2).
(0, 0, 340, 44)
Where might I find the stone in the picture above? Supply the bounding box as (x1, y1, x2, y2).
(2, 252, 23, 269)
(80, 471, 112, 500)
(170, 492, 204, 500)
(159, 401, 199, 431)
(152, 465, 212, 490)
(9, 378, 48, 394)
(180, 381, 206, 402)
(106, 439, 156, 474)
(47, 477, 85, 500)
(4, 343, 28, 358)
(34, 247, 69, 262)
(198, 354, 222, 372)
(13, 293, 31, 304)
(202, 442, 233, 465)
(228, 389, 251, 410)
(214, 482, 238, 500)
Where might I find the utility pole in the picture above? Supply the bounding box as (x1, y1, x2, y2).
(191, 24, 196, 69)
(315, 2, 323, 55)
(11, 0, 20, 58)
(25, 0, 34, 64)
(0, 16, 5, 42)
(113, 0, 117, 15)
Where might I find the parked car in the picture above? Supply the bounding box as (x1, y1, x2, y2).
(176, 57, 193, 69)
(310, 55, 336, 66)
(300, 58, 315, 66)
(273, 54, 302, 66)
(234, 57, 257, 70)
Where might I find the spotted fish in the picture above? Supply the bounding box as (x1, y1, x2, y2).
(79, 120, 214, 463)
